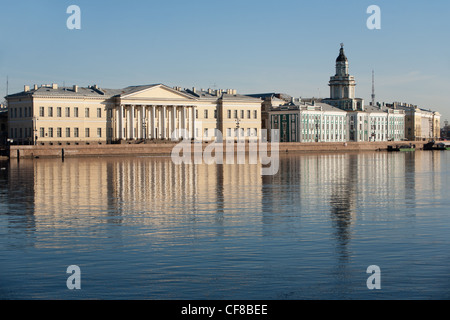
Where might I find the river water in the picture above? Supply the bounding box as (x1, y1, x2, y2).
(0, 151, 449, 300)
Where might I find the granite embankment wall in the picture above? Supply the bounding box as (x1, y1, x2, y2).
(8, 141, 427, 159)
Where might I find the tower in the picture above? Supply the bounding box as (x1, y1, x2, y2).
(326, 43, 361, 111)
(371, 70, 376, 107)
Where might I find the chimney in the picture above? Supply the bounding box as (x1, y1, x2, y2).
(192, 87, 196, 93)
(73, 85, 78, 93)
(52, 83, 58, 90)
(34, 84, 38, 90)
(24, 85, 30, 92)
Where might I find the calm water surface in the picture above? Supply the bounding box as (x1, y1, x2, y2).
(0, 151, 449, 300)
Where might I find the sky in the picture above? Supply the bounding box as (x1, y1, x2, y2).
(0, 0, 449, 123)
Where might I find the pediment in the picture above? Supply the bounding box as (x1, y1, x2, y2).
(120, 84, 195, 101)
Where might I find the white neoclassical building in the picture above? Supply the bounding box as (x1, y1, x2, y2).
(6, 84, 262, 145)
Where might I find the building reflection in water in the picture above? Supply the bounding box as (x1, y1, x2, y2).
(3, 150, 442, 252)
(2, 159, 36, 249)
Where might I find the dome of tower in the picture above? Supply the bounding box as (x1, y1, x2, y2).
(336, 45, 348, 63)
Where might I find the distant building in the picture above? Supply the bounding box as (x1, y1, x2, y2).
(441, 120, 449, 140)
(5, 84, 262, 145)
(258, 44, 405, 142)
(0, 107, 7, 146)
(389, 102, 441, 141)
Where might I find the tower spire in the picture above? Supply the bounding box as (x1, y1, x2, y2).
(372, 70, 376, 108)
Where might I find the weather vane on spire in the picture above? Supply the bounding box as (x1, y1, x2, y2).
(340, 43, 344, 48)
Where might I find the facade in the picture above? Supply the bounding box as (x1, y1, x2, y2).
(6, 84, 262, 145)
(347, 106, 405, 142)
(262, 98, 349, 143)
(389, 102, 441, 141)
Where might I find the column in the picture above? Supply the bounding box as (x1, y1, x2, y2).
(167, 107, 171, 140)
(182, 106, 187, 139)
(136, 105, 141, 139)
(141, 106, 146, 139)
(192, 106, 197, 140)
(151, 106, 156, 139)
(172, 106, 177, 140)
(162, 106, 167, 139)
(129, 105, 135, 140)
(119, 105, 124, 140)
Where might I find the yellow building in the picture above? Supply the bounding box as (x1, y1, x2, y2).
(391, 102, 441, 141)
(6, 84, 262, 145)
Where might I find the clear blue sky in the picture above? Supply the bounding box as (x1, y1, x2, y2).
(1, 0, 449, 122)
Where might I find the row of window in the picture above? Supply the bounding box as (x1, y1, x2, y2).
(10, 127, 109, 139)
(38, 107, 107, 118)
(226, 110, 258, 120)
(9, 107, 108, 119)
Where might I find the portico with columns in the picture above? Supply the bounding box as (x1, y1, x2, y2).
(114, 84, 199, 141)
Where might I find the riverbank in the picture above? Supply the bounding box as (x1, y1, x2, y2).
(7, 141, 428, 159)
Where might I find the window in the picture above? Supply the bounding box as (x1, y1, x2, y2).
(65, 107, 70, 117)
(227, 128, 232, 137)
(227, 110, 231, 119)
(49, 128, 54, 138)
(74, 128, 79, 138)
(10, 128, 13, 138)
(74, 107, 79, 118)
(40, 128, 45, 138)
(66, 128, 71, 138)
(214, 110, 217, 119)
(85, 108, 90, 118)
(204, 110, 208, 119)
(254, 110, 258, 119)
(85, 128, 90, 138)
(14, 109, 17, 118)
(24, 108, 27, 118)
(97, 128, 102, 138)
(97, 108, 102, 118)
(204, 128, 208, 138)
(57, 107, 62, 117)
(241, 110, 244, 119)
(57, 128, 62, 138)
(196, 110, 199, 119)
(48, 107, 53, 117)
(247, 110, 251, 119)
(234, 110, 238, 119)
